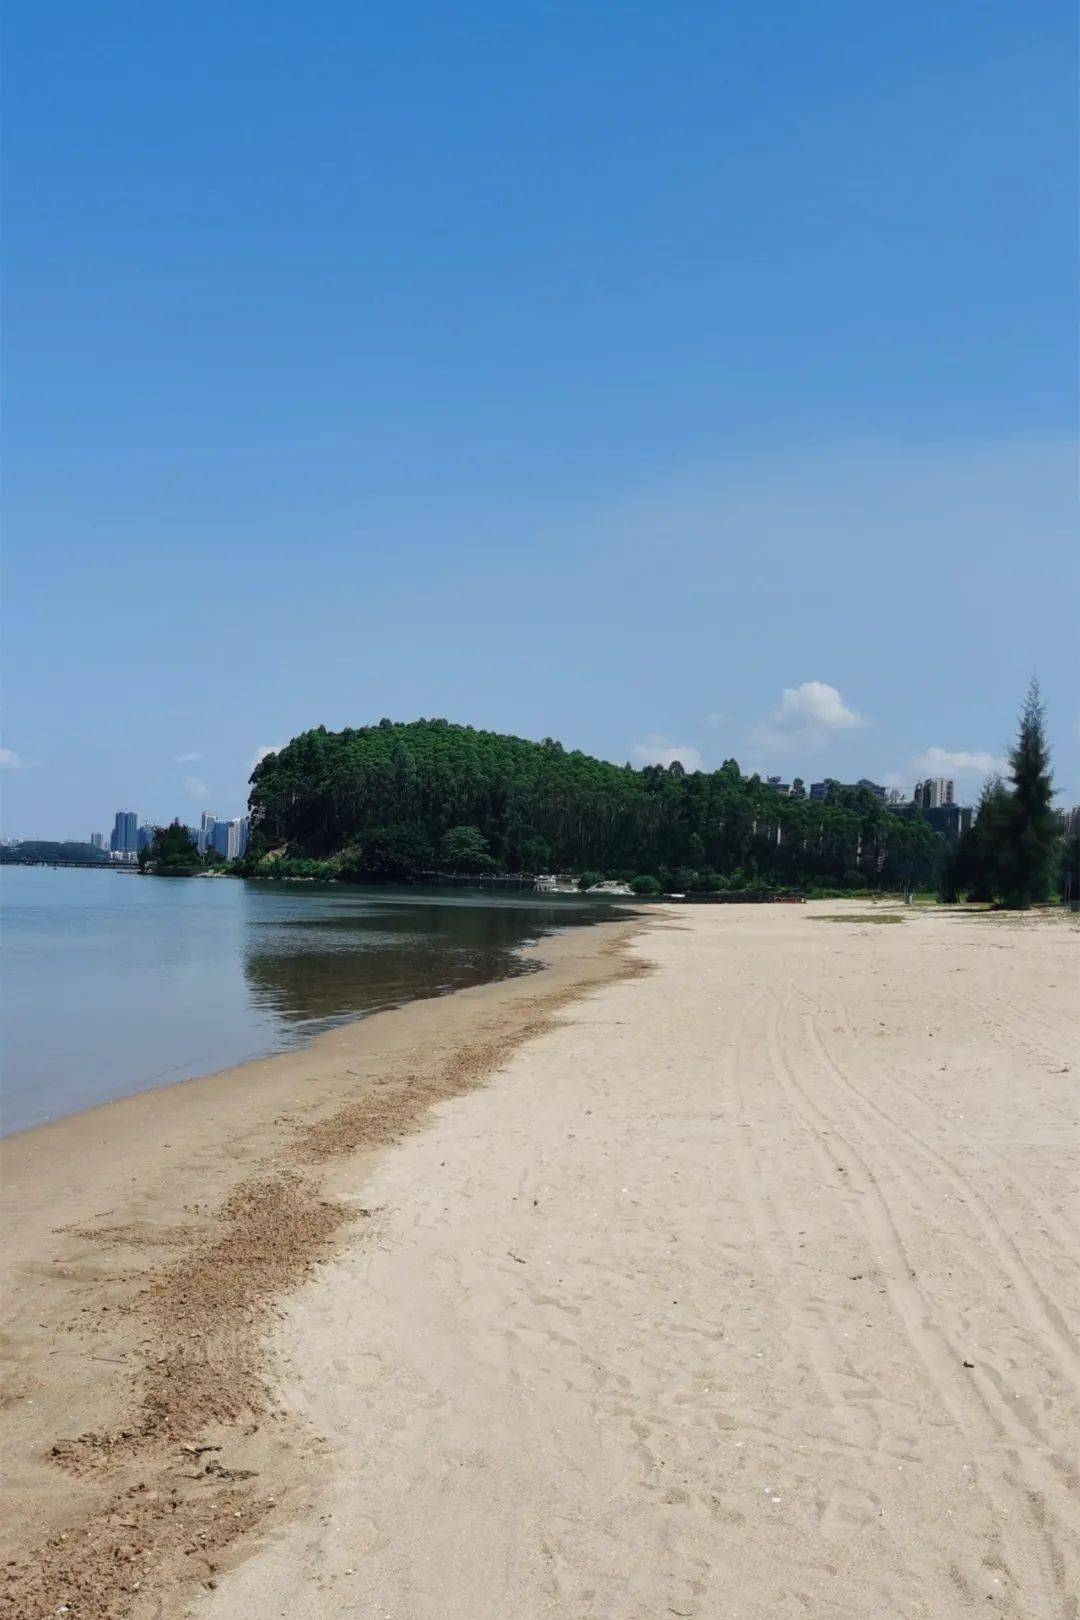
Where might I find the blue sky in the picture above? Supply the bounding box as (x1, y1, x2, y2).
(4, 0, 1076, 837)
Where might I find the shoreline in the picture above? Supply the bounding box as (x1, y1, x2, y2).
(2, 868, 638, 1140)
(0, 908, 636, 1153)
(0, 913, 650, 1620)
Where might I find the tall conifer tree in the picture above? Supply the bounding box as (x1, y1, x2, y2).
(1000, 679, 1058, 908)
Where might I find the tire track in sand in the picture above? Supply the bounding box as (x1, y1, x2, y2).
(798, 989, 1080, 1400)
(1006, 986, 1080, 1044)
(947, 983, 1078, 1077)
(799, 984, 1080, 1604)
(762, 982, 1076, 1619)
(720, 985, 886, 1459)
(824, 999, 1080, 1260)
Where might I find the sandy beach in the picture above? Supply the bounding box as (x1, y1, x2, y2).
(3, 901, 1078, 1619)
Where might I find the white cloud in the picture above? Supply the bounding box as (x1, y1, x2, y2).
(0, 748, 23, 771)
(704, 712, 724, 729)
(175, 750, 202, 764)
(770, 681, 866, 733)
(910, 747, 1007, 778)
(249, 744, 283, 772)
(631, 735, 703, 771)
(755, 680, 868, 755)
(883, 747, 1009, 799)
(183, 775, 209, 799)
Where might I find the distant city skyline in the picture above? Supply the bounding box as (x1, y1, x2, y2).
(77, 803, 250, 854)
(59, 809, 252, 860)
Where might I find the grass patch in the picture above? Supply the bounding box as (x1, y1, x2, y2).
(815, 912, 906, 925)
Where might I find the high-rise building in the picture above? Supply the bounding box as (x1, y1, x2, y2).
(210, 817, 249, 860)
(111, 810, 138, 854)
(914, 778, 954, 810)
(89, 832, 107, 850)
(197, 811, 218, 855)
(137, 823, 156, 852)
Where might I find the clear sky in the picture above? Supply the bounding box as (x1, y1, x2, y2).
(4, 0, 1077, 838)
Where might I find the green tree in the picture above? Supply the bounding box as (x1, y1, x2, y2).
(145, 820, 200, 874)
(338, 824, 434, 881)
(438, 825, 495, 873)
(940, 778, 1009, 902)
(629, 874, 661, 894)
(970, 778, 1012, 901)
(517, 835, 553, 872)
(998, 680, 1058, 908)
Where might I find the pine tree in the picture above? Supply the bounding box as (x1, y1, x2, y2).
(999, 679, 1058, 909)
(966, 776, 1011, 902)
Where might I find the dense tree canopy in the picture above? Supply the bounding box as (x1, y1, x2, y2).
(244, 719, 942, 890)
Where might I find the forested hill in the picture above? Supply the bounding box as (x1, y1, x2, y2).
(245, 719, 941, 890)
(1, 841, 110, 864)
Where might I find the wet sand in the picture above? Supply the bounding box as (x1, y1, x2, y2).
(1, 917, 646, 1620)
(4, 902, 1079, 1618)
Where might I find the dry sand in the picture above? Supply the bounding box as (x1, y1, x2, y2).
(4, 902, 1079, 1619)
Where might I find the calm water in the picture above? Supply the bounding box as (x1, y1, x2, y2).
(0, 867, 622, 1136)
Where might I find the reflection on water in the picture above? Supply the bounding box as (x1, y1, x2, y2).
(1, 869, 622, 1135)
(243, 901, 552, 1026)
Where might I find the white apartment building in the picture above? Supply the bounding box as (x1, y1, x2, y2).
(914, 777, 954, 809)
